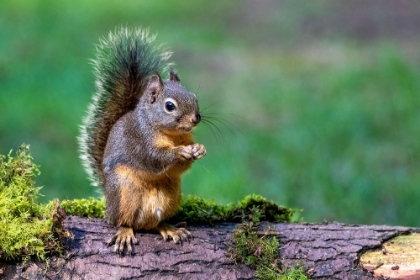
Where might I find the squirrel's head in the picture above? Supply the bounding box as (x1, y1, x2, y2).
(140, 70, 201, 134)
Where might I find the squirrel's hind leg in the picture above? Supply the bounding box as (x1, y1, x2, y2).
(107, 226, 139, 255)
(156, 223, 191, 244)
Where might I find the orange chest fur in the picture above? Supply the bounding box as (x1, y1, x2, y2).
(154, 130, 194, 149)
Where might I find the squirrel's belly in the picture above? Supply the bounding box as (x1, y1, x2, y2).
(112, 164, 182, 230)
(132, 179, 181, 230)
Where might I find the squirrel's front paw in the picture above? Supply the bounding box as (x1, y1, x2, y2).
(190, 143, 206, 160)
(178, 144, 206, 161)
(107, 227, 138, 256)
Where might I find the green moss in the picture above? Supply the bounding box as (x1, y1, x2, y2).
(170, 193, 295, 224)
(272, 266, 309, 280)
(228, 221, 308, 280)
(235, 194, 296, 223)
(229, 222, 278, 267)
(0, 145, 62, 261)
(60, 193, 295, 225)
(61, 197, 105, 218)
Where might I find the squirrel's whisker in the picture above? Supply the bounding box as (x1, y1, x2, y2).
(200, 119, 226, 145)
(201, 112, 245, 139)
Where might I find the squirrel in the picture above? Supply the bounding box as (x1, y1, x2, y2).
(78, 27, 206, 254)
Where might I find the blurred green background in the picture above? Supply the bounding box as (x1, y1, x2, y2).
(1, 1, 419, 226)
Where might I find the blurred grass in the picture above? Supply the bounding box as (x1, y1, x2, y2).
(1, 0, 419, 226)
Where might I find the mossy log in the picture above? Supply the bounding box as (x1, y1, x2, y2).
(1, 216, 419, 279)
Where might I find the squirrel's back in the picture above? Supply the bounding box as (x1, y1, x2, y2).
(78, 27, 172, 187)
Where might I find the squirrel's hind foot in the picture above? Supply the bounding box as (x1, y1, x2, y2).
(156, 222, 191, 244)
(107, 226, 139, 255)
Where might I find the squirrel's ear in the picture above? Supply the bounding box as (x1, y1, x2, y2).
(146, 74, 163, 104)
(170, 69, 181, 83)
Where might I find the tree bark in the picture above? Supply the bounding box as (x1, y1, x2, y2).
(0, 216, 418, 279)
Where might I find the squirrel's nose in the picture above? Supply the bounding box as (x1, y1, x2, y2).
(192, 113, 201, 125)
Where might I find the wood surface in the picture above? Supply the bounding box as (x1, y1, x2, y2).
(1, 216, 419, 279)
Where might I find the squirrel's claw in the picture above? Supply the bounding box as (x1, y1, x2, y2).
(107, 227, 138, 255)
(157, 223, 191, 244)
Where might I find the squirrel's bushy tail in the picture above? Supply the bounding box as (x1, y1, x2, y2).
(79, 27, 172, 187)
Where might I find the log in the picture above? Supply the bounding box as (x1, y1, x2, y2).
(0, 216, 418, 279)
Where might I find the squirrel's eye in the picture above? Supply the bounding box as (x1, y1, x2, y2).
(165, 101, 176, 112)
